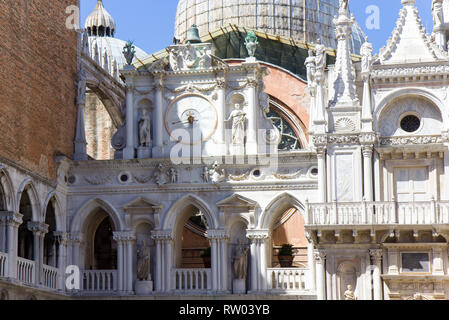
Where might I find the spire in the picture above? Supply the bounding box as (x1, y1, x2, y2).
(329, 0, 359, 108)
(85, 0, 116, 37)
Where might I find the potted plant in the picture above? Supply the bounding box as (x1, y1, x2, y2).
(278, 244, 294, 267)
(200, 247, 211, 268)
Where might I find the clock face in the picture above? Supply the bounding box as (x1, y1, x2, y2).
(164, 94, 218, 144)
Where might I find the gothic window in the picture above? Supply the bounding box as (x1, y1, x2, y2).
(0, 183, 5, 211)
(43, 200, 58, 267)
(267, 108, 302, 151)
(93, 216, 117, 270)
(18, 190, 34, 260)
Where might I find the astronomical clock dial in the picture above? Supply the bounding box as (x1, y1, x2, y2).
(165, 94, 218, 144)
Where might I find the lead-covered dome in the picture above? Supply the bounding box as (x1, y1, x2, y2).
(175, 0, 365, 53)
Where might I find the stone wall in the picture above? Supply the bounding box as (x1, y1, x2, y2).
(0, 0, 79, 180)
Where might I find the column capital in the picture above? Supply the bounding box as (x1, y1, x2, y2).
(369, 249, 383, 262)
(313, 249, 326, 263)
(362, 145, 374, 157)
(113, 231, 136, 243)
(67, 232, 83, 244)
(206, 229, 229, 240)
(0, 211, 23, 227)
(151, 230, 173, 241)
(54, 231, 69, 245)
(27, 221, 49, 236)
(246, 229, 270, 241)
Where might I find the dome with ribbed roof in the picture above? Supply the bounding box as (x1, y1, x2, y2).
(175, 0, 366, 53)
(85, 0, 116, 37)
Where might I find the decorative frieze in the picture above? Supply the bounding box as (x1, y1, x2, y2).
(379, 135, 444, 146)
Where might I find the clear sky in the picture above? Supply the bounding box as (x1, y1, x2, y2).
(80, 0, 433, 55)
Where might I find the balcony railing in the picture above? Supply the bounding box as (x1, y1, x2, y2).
(173, 268, 211, 292)
(81, 270, 117, 292)
(17, 257, 35, 284)
(42, 264, 59, 290)
(267, 268, 308, 292)
(0, 252, 7, 277)
(307, 199, 449, 226)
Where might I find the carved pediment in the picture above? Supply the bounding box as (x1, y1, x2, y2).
(123, 197, 162, 212)
(217, 194, 258, 209)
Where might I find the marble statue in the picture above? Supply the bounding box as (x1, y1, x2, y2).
(433, 0, 444, 27)
(168, 167, 178, 184)
(305, 49, 316, 86)
(344, 285, 357, 300)
(245, 31, 258, 57)
(339, 0, 348, 12)
(137, 240, 152, 281)
(360, 37, 373, 74)
(225, 103, 247, 145)
(233, 240, 249, 280)
(201, 166, 209, 183)
(209, 161, 226, 183)
(138, 109, 152, 147)
(314, 40, 327, 78)
(123, 41, 136, 66)
(154, 163, 168, 186)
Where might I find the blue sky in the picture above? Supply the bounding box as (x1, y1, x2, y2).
(80, 0, 433, 55)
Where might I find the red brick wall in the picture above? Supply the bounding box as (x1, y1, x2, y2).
(0, 0, 79, 180)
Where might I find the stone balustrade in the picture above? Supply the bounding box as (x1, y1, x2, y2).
(307, 200, 449, 226)
(42, 264, 59, 290)
(0, 252, 7, 277)
(173, 268, 211, 292)
(81, 270, 117, 292)
(17, 257, 35, 284)
(267, 268, 308, 292)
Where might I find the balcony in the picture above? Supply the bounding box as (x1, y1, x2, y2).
(266, 268, 308, 293)
(306, 199, 449, 227)
(173, 268, 211, 293)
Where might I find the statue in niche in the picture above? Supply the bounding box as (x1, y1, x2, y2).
(123, 41, 136, 66)
(433, 0, 444, 27)
(344, 285, 357, 300)
(138, 109, 152, 147)
(137, 240, 152, 281)
(233, 240, 249, 280)
(225, 103, 247, 145)
(244, 31, 258, 57)
(304, 49, 316, 87)
(360, 37, 373, 74)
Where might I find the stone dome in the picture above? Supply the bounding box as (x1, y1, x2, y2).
(174, 0, 365, 53)
(84, 0, 148, 80)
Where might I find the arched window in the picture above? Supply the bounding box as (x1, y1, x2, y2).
(267, 103, 303, 151)
(18, 190, 34, 260)
(43, 200, 58, 267)
(93, 216, 116, 270)
(0, 182, 5, 211)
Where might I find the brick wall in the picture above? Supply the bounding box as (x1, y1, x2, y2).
(0, 0, 79, 180)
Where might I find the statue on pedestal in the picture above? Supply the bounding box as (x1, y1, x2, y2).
(137, 240, 152, 281)
(225, 103, 247, 145)
(305, 49, 316, 87)
(233, 240, 249, 280)
(123, 41, 136, 66)
(344, 285, 357, 300)
(360, 37, 373, 75)
(138, 109, 152, 147)
(433, 0, 444, 27)
(245, 31, 258, 57)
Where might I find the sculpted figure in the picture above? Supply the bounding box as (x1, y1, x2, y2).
(154, 163, 167, 186)
(339, 0, 349, 11)
(360, 37, 373, 74)
(344, 285, 357, 300)
(225, 103, 247, 145)
(305, 49, 316, 87)
(433, 0, 444, 27)
(314, 40, 327, 79)
(168, 167, 178, 184)
(138, 109, 152, 147)
(123, 41, 136, 66)
(233, 240, 249, 280)
(209, 161, 226, 183)
(245, 31, 258, 57)
(137, 240, 152, 281)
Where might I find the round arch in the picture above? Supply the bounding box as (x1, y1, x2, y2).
(258, 192, 306, 229)
(374, 88, 447, 130)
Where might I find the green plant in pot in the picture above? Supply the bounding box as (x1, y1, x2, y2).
(278, 244, 294, 267)
(200, 247, 211, 268)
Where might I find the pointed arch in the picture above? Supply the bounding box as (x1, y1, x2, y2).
(70, 198, 123, 235)
(17, 178, 40, 222)
(0, 168, 14, 212)
(258, 192, 305, 229)
(161, 193, 217, 233)
(42, 191, 63, 231)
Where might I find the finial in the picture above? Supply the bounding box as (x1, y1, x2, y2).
(123, 41, 136, 66)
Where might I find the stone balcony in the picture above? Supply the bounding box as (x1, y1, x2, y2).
(306, 199, 449, 228)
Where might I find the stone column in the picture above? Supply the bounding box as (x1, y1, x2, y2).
(152, 237, 162, 292)
(246, 79, 258, 155)
(215, 77, 226, 154)
(0, 215, 6, 253)
(307, 239, 316, 290)
(249, 237, 258, 291)
(370, 249, 383, 300)
(1, 212, 22, 279)
(317, 148, 327, 203)
(112, 232, 126, 292)
(164, 237, 173, 292)
(28, 221, 48, 285)
(123, 80, 135, 159)
(314, 250, 326, 300)
(113, 231, 136, 293)
(259, 237, 268, 291)
(207, 230, 229, 292)
(363, 146, 374, 201)
(220, 237, 228, 292)
(153, 74, 165, 158)
(211, 238, 218, 290)
(54, 232, 68, 291)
